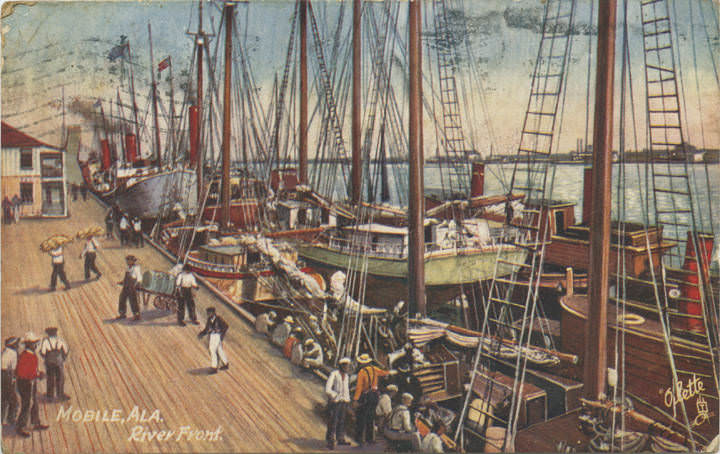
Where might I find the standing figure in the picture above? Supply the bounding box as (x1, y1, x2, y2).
(39, 327, 69, 401)
(80, 183, 88, 201)
(325, 357, 352, 449)
(132, 217, 143, 247)
(11, 194, 21, 223)
(2, 196, 12, 224)
(15, 333, 49, 438)
(80, 235, 102, 280)
(354, 353, 394, 446)
(104, 209, 115, 240)
(1, 337, 20, 424)
(71, 183, 78, 201)
(117, 255, 142, 321)
(197, 307, 229, 373)
(118, 214, 130, 246)
(49, 244, 71, 291)
(175, 264, 199, 326)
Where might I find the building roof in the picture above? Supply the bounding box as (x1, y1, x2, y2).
(1, 122, 60, 150)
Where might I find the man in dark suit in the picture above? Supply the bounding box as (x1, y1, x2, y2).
(197, 307, 229, 374)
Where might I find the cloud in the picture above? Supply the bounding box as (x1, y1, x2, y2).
(502, 5, 596, 36)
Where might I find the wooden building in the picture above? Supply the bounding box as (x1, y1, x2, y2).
(1, 122, 68, 217)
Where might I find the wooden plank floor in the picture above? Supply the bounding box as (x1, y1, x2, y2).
(1, 196, 333, 453)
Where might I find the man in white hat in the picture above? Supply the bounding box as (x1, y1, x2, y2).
(254, 311, 276, 337)
(302, 338, 323, 369)
(384, 392, 420, 451)
(375, 383, 398, 431)
(353, 352, 394, 446)
(325, 357, 352, 449)
(271, 315, 293, 347)
(15, 333, 49, 437)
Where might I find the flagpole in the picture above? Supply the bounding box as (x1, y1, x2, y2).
(125, 40, 141, 160)
(148, 23, 162, 167)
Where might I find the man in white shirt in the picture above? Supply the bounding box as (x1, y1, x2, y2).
(132, 217, 143, 248)
(254, 311, 276, 336)
(1, 336, 20, 424)
(80, 235, 102, 280)
(49, 245, 71, 291)
(302, 338, 323, 369)
(325, 357, 352, 449)
(175, 264, 199, 326)
(119, 214, 130, 246)
(117, 255, 142, 321)
(39, 327, 69, 401)
(385, 392, 420, 451)
(376, 384, 398, 430)
(271, 316, 293, 347)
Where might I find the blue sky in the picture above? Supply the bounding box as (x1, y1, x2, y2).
(2, 0, 719, 159)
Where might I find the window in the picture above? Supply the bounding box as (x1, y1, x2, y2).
(20, 183, 33, 203)
(41, 154, 63, 178)
(20, 148, 33, 170)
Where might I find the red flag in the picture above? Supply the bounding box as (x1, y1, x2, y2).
(158, 56, 171, 72)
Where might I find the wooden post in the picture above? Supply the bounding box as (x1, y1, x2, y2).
(566, 267, 574, 296)
(584, 0, 617, 400)
(408, 0, 425, 317)
(298, 0, 308, 184)
(351, 0, 362, 203)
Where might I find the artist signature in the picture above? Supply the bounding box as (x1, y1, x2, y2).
(660, 373, 710, 426)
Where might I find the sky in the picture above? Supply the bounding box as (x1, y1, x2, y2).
(2, 0, 719, 162)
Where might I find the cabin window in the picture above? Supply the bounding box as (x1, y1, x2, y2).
(41, 154, 63, 178)
(20, 148, 33, 170)
(20, 183, 33, 203)
(554, 210, 565, 234)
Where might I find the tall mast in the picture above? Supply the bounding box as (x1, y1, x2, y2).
(149, 23, 162, 167)
(408, 0, 425, 317)
(126, 40, 141, 159)
(584, 0, 617, 400)
(350, 0, 362, 203)
(197, 0, 205, 200)
(298, 0, 308, 184)
(221, 1, 234, 230)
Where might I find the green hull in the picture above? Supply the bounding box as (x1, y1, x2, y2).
(297, 245, 528, 286)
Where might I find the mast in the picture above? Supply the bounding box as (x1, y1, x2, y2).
(196, 0, 205, 201)
(584, 0, 617, 400)
(350, 0, 362, 203)
(149, 23, 162, 167)
(220, 1, 234, 230)
(298, 0, 308, 184)
(408, 0, 425, 317)
(126, 40, 142, 160)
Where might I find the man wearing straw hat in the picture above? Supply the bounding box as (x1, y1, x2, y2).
(80, 233, 102, 281)
(271, 315, 294, 347)
(302, 338, 323, 369)
(1, 336, 21, 424)
(116, 255, 142, 321)
(15, 332, 49, 437)
(325, 357, 352, 449)
(354, 353, 395, 446)
(49, 244, 71, 291)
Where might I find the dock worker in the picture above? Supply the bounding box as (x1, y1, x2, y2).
(39, 327, 69, 402)
(104, 209, 115, 239)
(284, 327, 303, 359)
(11, 193, 21, 223)
(49, 244, 71, 291)
(272, 315, 294, 347)
(197, 307, 229, 374)
(118, 214, 130, 246)
(254, 311, 276, 336)
(302, 338, 323, 369)
(80, 183, 88, 201)
(80, 235, 102, 281)
(132, 217, 143, 247)
(2, 196, 12, 224)
(384, 392, 420, 451)
(354, 353, 395, 446)
(15, 333, 49, 438)
(175, 264, 199, 326)
(325, 357, 352, 450)
(1, 337, 20, 424)
(376, 384, 398, 431)
(290, 335, 305, 367)
(116, 255, 142, 321)
(420, 420, 446, 453)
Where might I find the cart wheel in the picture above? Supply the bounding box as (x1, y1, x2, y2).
(168, 298, 178, 313)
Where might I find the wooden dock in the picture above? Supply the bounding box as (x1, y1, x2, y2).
(1, 196, 333, 453)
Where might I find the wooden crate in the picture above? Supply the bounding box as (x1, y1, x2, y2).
(472, 370, 547, 428)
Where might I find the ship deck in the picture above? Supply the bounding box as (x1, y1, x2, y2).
(1, 196, 331, 453)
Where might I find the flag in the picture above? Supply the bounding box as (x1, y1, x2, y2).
(158, 56, 171, 72)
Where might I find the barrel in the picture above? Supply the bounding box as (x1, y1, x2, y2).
(142, 270, 176, 295)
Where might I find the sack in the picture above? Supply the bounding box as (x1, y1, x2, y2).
(45, 349, 64, 367)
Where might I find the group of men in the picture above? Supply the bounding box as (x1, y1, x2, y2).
(2, 194, 22, 224)
(107, 210, 144, 248)
(47, 234, 103, 292)
(255, 311, 324, 370)
(324, 355, 445, 452)
(1, 328, 69, 437)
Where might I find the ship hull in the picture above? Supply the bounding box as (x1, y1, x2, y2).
(116, 169, 197, 219)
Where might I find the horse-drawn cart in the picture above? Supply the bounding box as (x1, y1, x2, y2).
(139, 270, 178, 312)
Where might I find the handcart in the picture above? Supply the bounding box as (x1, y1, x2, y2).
(139, 270, 178, 312)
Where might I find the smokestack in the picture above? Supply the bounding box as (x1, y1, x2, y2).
(125, 133, 138, 163)
(582, 167, 593, 225)
(470, 162, 485, 198)
(189, 105, 199, 167)
(100, 139, 111, 170)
